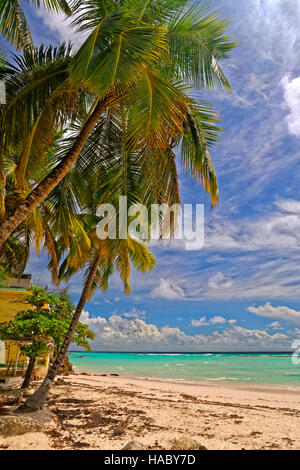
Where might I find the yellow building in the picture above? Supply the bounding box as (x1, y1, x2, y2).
(0, 276, 50, 385)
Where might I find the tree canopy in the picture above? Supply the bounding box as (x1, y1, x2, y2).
(0, 285, 95, 360)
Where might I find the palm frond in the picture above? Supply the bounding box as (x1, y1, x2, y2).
(167, 0, 238, 89)
(0, 0, 33, 50)
(181, 102, 220, 205)
(71, 13, 168, 94)
(127, 237, 156, 272)
(124, 69, 188, 151)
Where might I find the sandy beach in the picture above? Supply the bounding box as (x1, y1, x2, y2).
(1, 372, 300, 450)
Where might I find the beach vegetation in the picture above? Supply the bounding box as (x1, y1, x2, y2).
(0, 285, 94, 388)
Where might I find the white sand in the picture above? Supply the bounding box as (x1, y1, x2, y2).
(1, 373, 300, 450)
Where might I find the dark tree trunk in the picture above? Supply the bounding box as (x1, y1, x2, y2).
(21, 356, 36, 389)
(16, 250, 102, 413)
(0, 99, 108, 249)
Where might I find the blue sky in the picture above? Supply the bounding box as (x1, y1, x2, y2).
(4, 0, 300, 351)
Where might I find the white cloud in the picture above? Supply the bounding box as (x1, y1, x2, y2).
(191, 317, 209, 327)
(275, 199, 300, 214)
(208, 272, 233, 290)
(191, 316, 227, 327)
(228, 319, 237, 324)
(152, 278, 185, 300)
(281, 75, 300, 137)
(77, 310, 292, 352)
(123, 308, 146, 320)
(205, 199, 300, 252)
(268, 321, 283, 330)
(248, 302, 300, 326)
(35, 9, 86, 50)
(210, 316, 227, 324)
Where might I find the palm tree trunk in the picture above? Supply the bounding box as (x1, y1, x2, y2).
(21, 356, 36, 389)
(0, 170, 5, 220)
(16, 250, 102, 413)
(0, 143, 6, 220)
(0, 99, 107, 249)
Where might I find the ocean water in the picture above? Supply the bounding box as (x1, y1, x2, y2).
(69, 352, 300, 387)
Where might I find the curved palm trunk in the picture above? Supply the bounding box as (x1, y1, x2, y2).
(21, 356, 36, 389)
(16, 250, 102, 413)
(0, 99, 106, 249)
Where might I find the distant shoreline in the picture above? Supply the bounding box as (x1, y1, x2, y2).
(69, 350, 293, 354)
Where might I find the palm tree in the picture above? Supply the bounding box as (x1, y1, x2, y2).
(16, 96, 208, 410)
(19, 236, 155, 411)
(0, 0, 71, 51)
(0, 0, 237, 248)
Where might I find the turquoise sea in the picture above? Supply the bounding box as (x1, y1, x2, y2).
(69, 352, 300, 387)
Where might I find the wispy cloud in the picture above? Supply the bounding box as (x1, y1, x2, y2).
(281, 75, 300, 137)
(205, 199, 300, 251)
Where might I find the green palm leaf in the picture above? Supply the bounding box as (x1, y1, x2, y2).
(167, 0, 238, 89)
(0, 0, 71, 50)
(71, 11, 168, 95)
